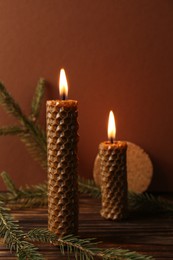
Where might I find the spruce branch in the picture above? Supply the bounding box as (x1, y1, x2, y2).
(99, 248, 154, 260)
(0, 82, 28, 124)
(1, 172, 18, 197)
(57, 235, 100, 260)
(30, 78, 46, 122)
(128, 192, 173, 214)
(0, 201, 43, 259)
(27, 228, 100, 260)
(26, 228, 56, 243)
(0, 171, 47, 208)
(19, 125, 47, 170)
(0, 81, 47, 169)
(0, 126, 24, 136)
(17, 182, 48, 208)
(27, 228, 153, 260)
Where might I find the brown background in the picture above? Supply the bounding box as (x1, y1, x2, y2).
(0, 0, 173, 191)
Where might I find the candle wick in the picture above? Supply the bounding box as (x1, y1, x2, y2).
(61, 93, 66, 100)
(110, 137, 114, 144)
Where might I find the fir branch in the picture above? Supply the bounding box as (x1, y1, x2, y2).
(0, 82, 27, 124)
(58, 235, 100, 260)
(1, 172, 18, 197)
(17, 182, 48, 208)
(78, 177, 101, 198)
(1, 184, 48, 209)
(27, 229, 102, 260)
(128, 192, 173, 214)
(30, 78, 46, 122)
(0, 201, 43, 259)
(0, 126, 24, 136)
(27, 228, 153, 260)
(26, 228, 56, 243)
(0, 82, 47, 169)
(19, 126, 47, 170)
(0, 171, 47, 208)
(99, 248, 153, 260)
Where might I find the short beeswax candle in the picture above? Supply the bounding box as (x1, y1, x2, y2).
(47, 69, 79, 236)
(99, 111, 127, 220)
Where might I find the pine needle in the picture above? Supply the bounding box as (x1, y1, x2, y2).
(26, 228, 56, 243)
(99, 248, 154, 259)
(1, 172, 18, 197)
(27, 228, 101, 260)
(16, 182, 48, 208)
(0, 81, 47, 170)
(30, 78, 46, 122)
(19, 125, 47, 170)
(0, 126, 24, 136)
(0, 171, 47, 208)
(27, 228, 153, 260)
(0, 82, 27, 124)
(57, 234, 100, 260)
(128, 192, 173, 214)
(0, 201, 43, 259)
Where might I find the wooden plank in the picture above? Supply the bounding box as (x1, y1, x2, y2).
(0, 195, 172, 259)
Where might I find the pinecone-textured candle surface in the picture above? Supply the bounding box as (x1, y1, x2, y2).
(99, 141, 127, 220)
(47, 100, 79, 237)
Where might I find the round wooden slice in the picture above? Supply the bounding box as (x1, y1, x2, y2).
(93, 141, 153, 193)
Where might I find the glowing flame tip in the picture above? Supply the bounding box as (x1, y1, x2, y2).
(107, 110, 116, 142)
(59, 68, 68, 99)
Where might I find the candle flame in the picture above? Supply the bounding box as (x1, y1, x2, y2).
(107, 110, 116, 142)
(59, 68, 68, 99)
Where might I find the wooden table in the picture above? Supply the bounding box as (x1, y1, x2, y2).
(1, 195, 173, 259)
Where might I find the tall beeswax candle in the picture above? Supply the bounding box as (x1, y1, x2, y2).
(99, 111, 127, 220)
(47, 69, 79, 236)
